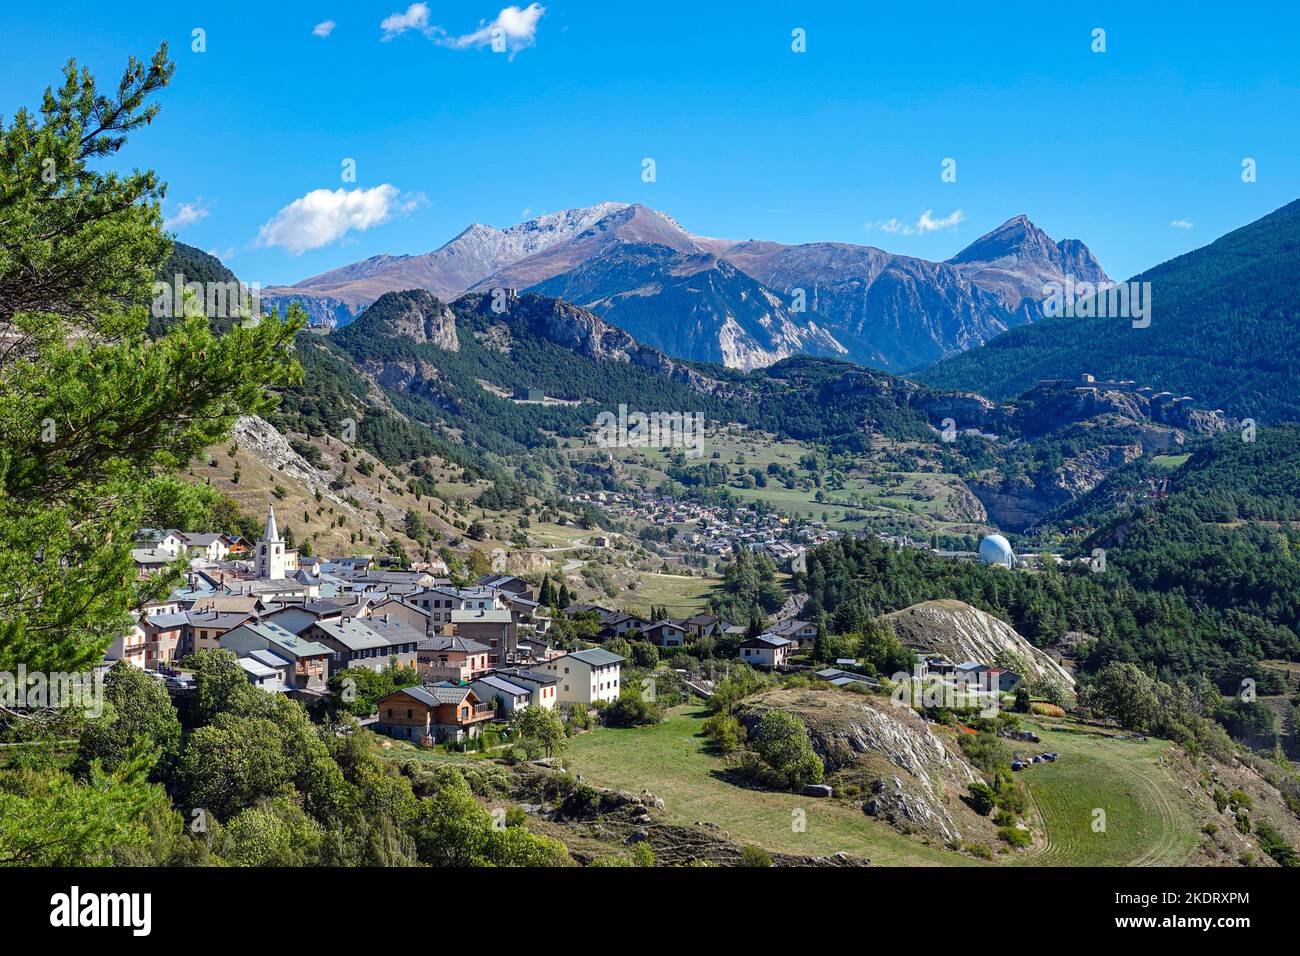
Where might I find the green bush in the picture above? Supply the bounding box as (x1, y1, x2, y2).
(998, 826, 1032, 849)
(738, 844, 772, 867)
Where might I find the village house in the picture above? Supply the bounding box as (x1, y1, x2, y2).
(220, 621, 331, 692)
(491, 667, 560, 710)
(375, 685, 494, 745)
(567, 602, 616, 619)
(468, 673, 533, 715)
(139, 596, 184, 618)
(954, 661, 989, 686)
(924, 657, 957, 679)
(139, 612, 188, 666)
(131, 548, 175, 578)
(599, 612, 649, 639)
(369, 596, 433, 636)
(451, 607, 516, 667)
(106, 618, 148, 669)
(768, 618, 817, 647)
(261, 597, 352, 636)
(411, 585, 506, 624)
(237, 650, 292, 693)
(303, 617, 387, 673)
(355, 614, 423, 671)
(178, 593, 262, 616)
(184, 608, 255, 655)
(476, 574, 536, 602)
(681, 613, 733, 639)
(178, 532, 233, 562)
(985, 667, 1022, 693)
(642, 620, 688, 648)
(136, 528, 188, 555)
(416, 635, 492, 683)
(541, 648, 624, 706)
(515, 635, 558, 662)
(739, 634, 792, 669)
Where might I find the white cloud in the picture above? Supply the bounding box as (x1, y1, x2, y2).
(1170, 218, 1194, 229)
(864, 209, 965, 237)
(381, 4, 545, 58)
(256, 185, 423, 254)
(313, 20, 336, 38)
(381, 3, 431, 39)
(164, 200, 209, 231)
(433, 4, 546, 58)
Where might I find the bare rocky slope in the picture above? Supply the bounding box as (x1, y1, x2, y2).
(736, 688, 995, 847)
(883, 600, 1075, 692)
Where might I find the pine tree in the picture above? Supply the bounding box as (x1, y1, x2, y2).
(0, 46, 304, 673)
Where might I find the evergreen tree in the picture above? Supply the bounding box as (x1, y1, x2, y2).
(0, 45, 304, 673)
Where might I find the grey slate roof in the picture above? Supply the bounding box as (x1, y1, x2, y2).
(401, 685, 474, 707)
(744, 634, 792, 648)
(565, 648, 625, 667)
(418, 635, 490, 654)
(472, 674, 532, 697)
(310, 618, 390, 652)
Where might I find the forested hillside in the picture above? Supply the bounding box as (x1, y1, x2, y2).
(790, 526, 1298, 693)
(916, 198, 1300, 423)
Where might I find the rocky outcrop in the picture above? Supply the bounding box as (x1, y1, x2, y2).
(970, 440, 1147, 530)
(455, 291, 746, 399)
(346, 289, 459, 351)
(883, 600, 1075, 691)
(382, 293, 460, 351)
(230, 415, 357, 515)
(736, 688, 983, 844)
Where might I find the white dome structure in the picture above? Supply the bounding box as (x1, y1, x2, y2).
(978, 534, 1016, 568)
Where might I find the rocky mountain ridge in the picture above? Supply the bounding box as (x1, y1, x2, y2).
(260, 203, 1108, 372)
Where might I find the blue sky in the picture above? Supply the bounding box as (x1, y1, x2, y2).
(3, 1, 1299, 286)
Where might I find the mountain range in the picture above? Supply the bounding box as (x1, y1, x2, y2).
(262, 202, 1108, 372)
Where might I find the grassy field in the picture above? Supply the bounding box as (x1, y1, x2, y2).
(561, 706, 1203, 866)
(1011, 717, 1200, 866)
(619, 572, 720, 615)
(563, 707, 973, 865)
(1151, 453, 1192, 470)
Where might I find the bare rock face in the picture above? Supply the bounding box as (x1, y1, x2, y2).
(455, 290, 745, 399)
(969, 440, 1145, 530)
(944, 481, 989, 523)
(230, 415, 356, 515)
(966, 476, 1068, 530)
(884, 599, 1075, 692)
(350, 289, 459, 351)
(946, 214, 1111, 311)
(1056, 442, 1145, 496)
(736, 688, 983, 845)
(529, 241, 848, 371)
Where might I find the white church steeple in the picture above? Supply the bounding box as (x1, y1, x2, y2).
(257, 503, 286, 580)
